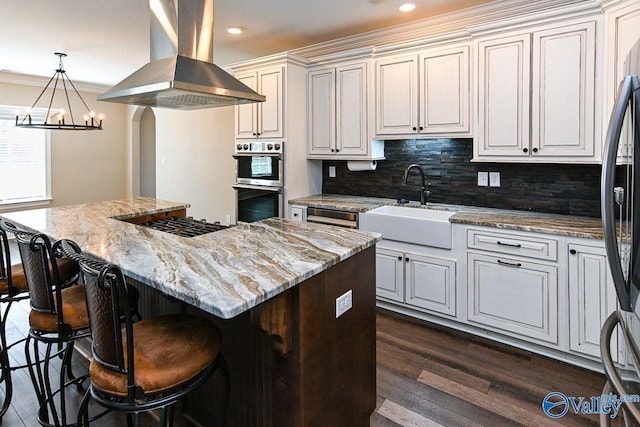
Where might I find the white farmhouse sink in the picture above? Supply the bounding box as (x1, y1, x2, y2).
(362, 205, 455, 249)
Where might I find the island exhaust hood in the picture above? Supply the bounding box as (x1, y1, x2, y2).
(97, 0, 265, 110)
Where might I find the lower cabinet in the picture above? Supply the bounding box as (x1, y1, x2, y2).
(376, 247, 456, 316)
(568, 242, 619, 361)
(467, 251, 559, 344)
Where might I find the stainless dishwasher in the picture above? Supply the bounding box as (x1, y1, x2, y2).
(306, 207, 358, 229)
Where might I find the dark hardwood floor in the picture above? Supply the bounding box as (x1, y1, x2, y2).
(2, 299, 609, 426)
(372, 309, 609, 427)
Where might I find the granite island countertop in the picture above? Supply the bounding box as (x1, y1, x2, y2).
(289, 194, 605, 240)
(0, 197, 381, 319)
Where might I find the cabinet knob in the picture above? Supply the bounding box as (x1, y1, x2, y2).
(335, 149, 340, 152)
(523, 148, 528, 153)
(569, 249, 577, 255)
(419, 126, 424, 131)
(252, 133, 257, 136)
(397, 256, 402, 261)
(257, 132, 261, 136)
(331, 149, 335, 152)
(412, 127, 417, 131)
(293, 213, 299, 217)
(532, 147, 539, 153)
(405, 257, 410, 262)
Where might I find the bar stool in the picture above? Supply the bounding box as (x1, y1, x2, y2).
(12, 229, 91, 427)
(0, 219, 79, 423)
(60, 240, 230, 427)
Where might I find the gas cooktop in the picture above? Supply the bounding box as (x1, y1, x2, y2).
(138, 216, 229, 238)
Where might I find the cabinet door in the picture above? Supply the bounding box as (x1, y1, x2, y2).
(531, 21, 596, 158)
(375, 55, 418, 135)
(308, 69, 336, 156)
(376, 248, 404, 302)
(467, 252, 558, 344)
(406, 253, 456, 316)
(568, 244, 618, 360)
(420, 45, 470, 134)
(258, 67, 284, 138)
(235, 72, 258, 139)
(476, 34, 531, 158)
(336, 62, 368, 156)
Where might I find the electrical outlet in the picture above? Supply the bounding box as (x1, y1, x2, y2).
(336, 290, 353, 318)
(226, 214, 231, 225)
(477, 172, 488, 187)
(329, 166, 337, 178)
(489, 172, 501, 187)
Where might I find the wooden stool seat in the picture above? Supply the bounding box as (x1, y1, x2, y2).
(90, 314, 221, 397)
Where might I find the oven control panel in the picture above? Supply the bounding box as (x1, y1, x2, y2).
(235, 141, 283, 154)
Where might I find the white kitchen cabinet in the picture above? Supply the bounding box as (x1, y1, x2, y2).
(475, 19, 598, 162)
(376, 248, 405, 303)
(376, 246, 456, 317)
(467, 251, 559, 344)
(568, 242, 619, 361)
(235, 66, 284, 139)
(374, 44, 471, 138)
(307, 61, 382, 159)
(289, 205, 307, 222)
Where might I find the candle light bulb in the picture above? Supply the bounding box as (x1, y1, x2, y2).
(98, 113, 104, 120)
(90, 111, 95, 118)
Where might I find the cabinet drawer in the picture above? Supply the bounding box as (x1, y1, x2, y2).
(466, 228, 558, 261)
(467, 252, 558, 344)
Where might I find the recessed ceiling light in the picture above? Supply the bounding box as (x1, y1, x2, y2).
(399, 3, 416, 12)
(226, 26, 245, 35)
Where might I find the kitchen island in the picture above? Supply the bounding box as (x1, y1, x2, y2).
(1, 197, 380, 426)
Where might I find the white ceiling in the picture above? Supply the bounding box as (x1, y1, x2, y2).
(0, 0, 496, 87)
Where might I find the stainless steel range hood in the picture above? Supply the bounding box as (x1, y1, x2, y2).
(97, 0, 265, 110)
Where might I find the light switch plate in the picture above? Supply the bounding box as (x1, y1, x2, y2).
(478, 172, 488, 187)
(489, 172, 501, 187)
(329, 166, 336, 178)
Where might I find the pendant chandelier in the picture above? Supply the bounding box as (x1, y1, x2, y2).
(15, 52, 104, 130)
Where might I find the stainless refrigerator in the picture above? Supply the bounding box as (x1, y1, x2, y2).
(601, 37, 640, 425)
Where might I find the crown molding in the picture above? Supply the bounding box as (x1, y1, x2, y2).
(227, 52, 310, 72)
(289, 0, 602, 61)
(0, 71, 109, 93)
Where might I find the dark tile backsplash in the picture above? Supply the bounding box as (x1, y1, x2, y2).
(321, 139, 602, 218)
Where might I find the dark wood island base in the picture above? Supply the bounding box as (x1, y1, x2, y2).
(178, 246, 376, 426)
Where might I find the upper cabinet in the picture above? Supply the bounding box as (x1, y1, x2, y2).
(374, 44, 471, 138)
(235, 66, 284, 139)
(307, 59, 384, 159)
(474, 19, 598, 162)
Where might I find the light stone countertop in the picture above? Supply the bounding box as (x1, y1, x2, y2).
(1, 197, 381, 319)
(289, 194, 604, 240)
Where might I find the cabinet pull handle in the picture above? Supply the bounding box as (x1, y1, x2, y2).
(497, 259, 522, 267)
(497, 241, 522, 248)
(569, 249, 577, 255)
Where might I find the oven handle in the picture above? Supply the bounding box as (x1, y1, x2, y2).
(233, 153, 282, 158)
(232, 184, 283, 192)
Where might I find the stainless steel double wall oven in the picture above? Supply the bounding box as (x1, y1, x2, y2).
(232, 141, 284, 223)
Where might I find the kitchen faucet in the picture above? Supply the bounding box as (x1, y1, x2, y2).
(402, 164, 431, 205)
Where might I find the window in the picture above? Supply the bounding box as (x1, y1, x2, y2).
(0, 105, 51, 206)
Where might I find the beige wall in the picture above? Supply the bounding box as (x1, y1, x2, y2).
(153, 107, 236, 224)
(0, 78, 128, 212)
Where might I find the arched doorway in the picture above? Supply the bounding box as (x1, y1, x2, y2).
(139, 107, 156, 197)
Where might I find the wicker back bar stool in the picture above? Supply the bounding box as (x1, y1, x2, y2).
(0, 219, 80, 424)
(60, 240, 230, 427)
(13, 228, 91, 427)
